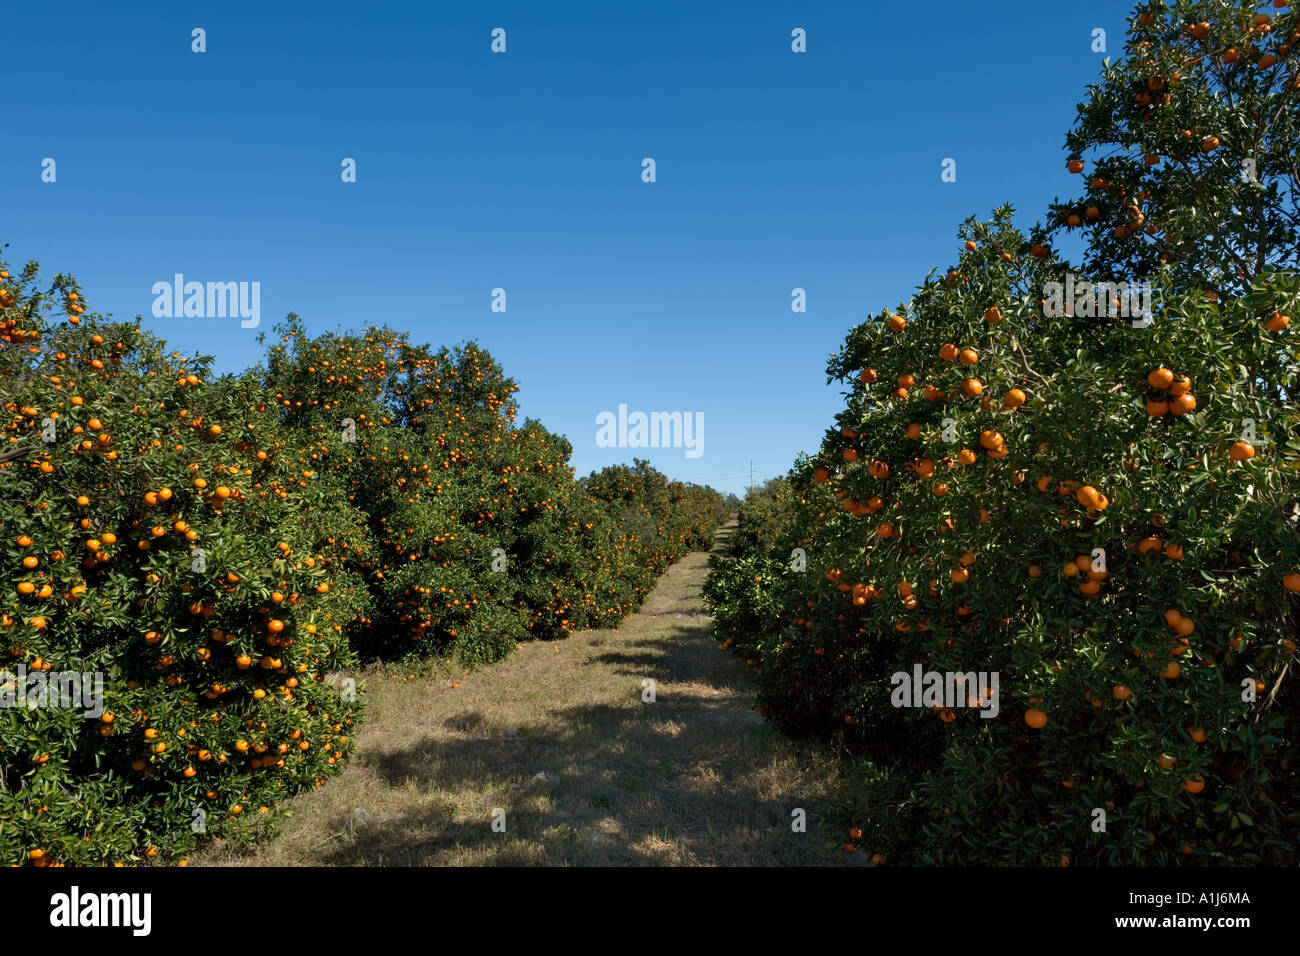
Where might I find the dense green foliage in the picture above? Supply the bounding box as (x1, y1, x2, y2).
(706, 0, 1300, 865)
(0, 263, 722, 866)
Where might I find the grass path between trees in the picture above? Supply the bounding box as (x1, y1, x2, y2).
(200, 521, 848, 866)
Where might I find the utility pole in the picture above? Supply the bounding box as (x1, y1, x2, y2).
(749, 460, 754, 491)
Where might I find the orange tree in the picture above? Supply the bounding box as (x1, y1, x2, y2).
(710, 211, 1300, 865)
(1051, 0, 1300, 298)
(0, 257, 366, 867)
(252, 321, 726, 660)
(1, 258, 724, 866)
(705, 1, 1299, 865)
(582, 459, 727, 569)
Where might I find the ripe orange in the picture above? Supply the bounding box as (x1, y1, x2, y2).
(1284, 572, 1300, 592)
(1137, 536, 1167, 558)
(1228, 441, 1254, 461)
(984, 306, 1002, 324)
(1024, 708, 1047, 728)
(1183, 776, 1205, 794)
(1112, 684, 1132, 700)
(1266, 311, 1290, 331)
(1075, 485, 1103, 509)
(1147, 367, 1174, 389)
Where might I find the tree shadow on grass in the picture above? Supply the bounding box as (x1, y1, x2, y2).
(312, 670, 830, 866)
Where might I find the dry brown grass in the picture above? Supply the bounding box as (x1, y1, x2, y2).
(197, 523, 844, 866)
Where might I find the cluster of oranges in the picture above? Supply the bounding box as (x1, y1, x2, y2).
(1144, 366, 1195, 417)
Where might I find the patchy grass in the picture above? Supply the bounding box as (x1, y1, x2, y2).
(198, 523, 846, 866)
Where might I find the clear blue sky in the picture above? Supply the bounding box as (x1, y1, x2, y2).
(3, 0, 1130, 497)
